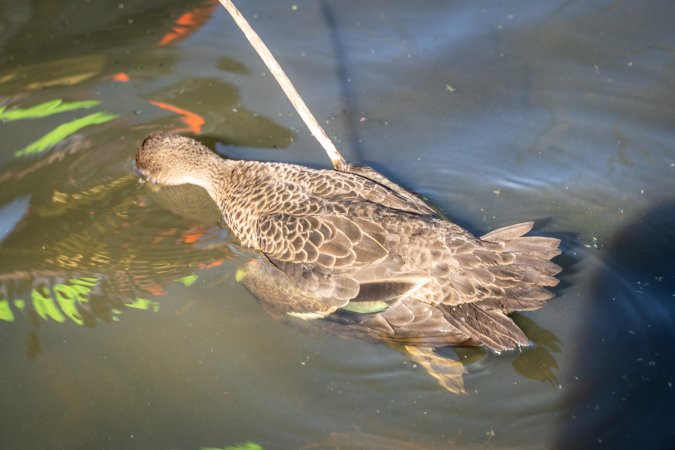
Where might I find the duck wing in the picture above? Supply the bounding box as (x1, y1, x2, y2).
(280, 164, 437, 217)
(257, 211, 430, 317)
(334, 163, 439, 217)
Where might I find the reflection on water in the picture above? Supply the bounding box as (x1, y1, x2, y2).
(1, 0, 675, 448)
(512, 314, 562, 386)
(0, 155, 234, 353)
(146, 77, 294, 147)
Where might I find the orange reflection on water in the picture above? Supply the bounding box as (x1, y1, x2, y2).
(156, 0, 218, 46)
(148, 100, 205, 134)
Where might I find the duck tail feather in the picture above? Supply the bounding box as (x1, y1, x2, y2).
(472, 221, 563, 317)
(439, 303, 530, 352)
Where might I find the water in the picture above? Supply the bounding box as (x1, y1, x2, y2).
(1, 0, 674, 448)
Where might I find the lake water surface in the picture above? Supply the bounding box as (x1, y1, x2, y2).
(1, 0, 674, 449)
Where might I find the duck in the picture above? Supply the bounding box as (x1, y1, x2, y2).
(135, 131, 562, 352)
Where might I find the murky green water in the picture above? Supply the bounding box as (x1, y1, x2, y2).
(2, 0, 675, 449)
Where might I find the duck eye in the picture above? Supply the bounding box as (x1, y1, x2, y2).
(140, 135, 153, 149)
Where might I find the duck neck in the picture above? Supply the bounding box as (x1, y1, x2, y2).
(192, 156, 236, 208)
(207, 160, 268, 249)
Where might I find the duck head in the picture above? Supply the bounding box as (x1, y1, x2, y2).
(135, 132, 225, 191)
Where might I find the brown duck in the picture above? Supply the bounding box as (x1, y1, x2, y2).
(136, 132, 561, 353)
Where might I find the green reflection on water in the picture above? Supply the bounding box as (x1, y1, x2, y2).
(0, 99, 100, 122)
(175, 273, 199, 287)
(0, 298, 13, 321)
(0, 275, 162, 325)
(200, 442, 263, 450)
(15, 111, 119, 157)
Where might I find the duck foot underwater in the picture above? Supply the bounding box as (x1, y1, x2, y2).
(135, 132, 562, 393)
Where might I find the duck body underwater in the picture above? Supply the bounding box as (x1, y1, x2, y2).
(136, 132, 562, 355)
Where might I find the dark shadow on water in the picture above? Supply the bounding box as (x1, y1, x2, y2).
(554, 199, 675, 449)
(319, 0, 364, 162)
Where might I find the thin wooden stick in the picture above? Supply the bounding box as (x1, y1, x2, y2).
(217, 0, 347, 170)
